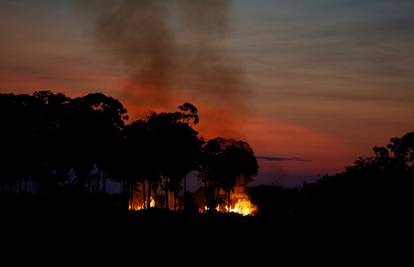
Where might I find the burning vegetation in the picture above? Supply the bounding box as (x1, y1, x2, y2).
(128, 190, 257, 216)
(129, 196, 156, 211)
(128, 182, 257, 216)
(201, 198, 257, 216)
(199, 187, 257, 216)
(123, 125, 258, 216)
(73, 1, 259, 217)
(0, 91, 260, 217)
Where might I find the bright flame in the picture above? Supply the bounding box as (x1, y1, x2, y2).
(129, 197, 156, 211)
(228, 198, 257, 216)
(200, 197, 257, 216)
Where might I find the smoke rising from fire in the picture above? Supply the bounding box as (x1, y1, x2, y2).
(75, 0, 249, 120)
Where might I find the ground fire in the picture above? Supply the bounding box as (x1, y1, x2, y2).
(199, 188, 257, 216)
(129, 197, 156, 211)
(127, 183, 257, 215)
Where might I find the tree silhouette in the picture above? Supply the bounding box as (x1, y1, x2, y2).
(200, 138, 258, 211)
(122, 119, 158, 210)
(3, 90, 412, 223)
(68, 93, 127, 192)
(0, 93, 35, 192)
(111, 103, 203, 211)
(144, 103, 202, 210)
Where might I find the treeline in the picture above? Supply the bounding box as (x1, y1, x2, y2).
(250, 132, 414, 219)
(1, 91, 412, 218)
(0, 91, 258, 211)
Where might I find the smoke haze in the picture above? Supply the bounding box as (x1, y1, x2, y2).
(76, 0, 249, 117)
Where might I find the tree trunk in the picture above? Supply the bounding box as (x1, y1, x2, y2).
(130, 183, 134, 210)
(147, 182, 152, 209)
(227, 188, 231, 213)
(215, 186, 221, 203)
(123, 181, 129, 211)
(165, 177, 169, 210)
(174, 190, 177, 211)
(165, 190, 169, 210)
(154, 185, 158, 207)
(183, 175, 187, 209)
(142, 181, 146, 210)
(204, 180, 209, 210)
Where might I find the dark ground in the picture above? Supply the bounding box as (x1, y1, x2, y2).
(1, 196, 411, 264)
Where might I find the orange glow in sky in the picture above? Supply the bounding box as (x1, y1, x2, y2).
(1, 0, 414, 186)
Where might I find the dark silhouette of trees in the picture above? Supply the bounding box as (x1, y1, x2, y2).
(0, 91, 72, 193)
(122, 119, 157, 210)
(143, 103, 202, 210)
(247, 132, 414, 220)
(199, 138, 258, 210)
(0, 91, 211, 213)
(250, 185, 302, 218)
(0, 91, 128, 195)
(298, 131, 414, 219)
(68, 93, 127, 192)
(3, 90, 412, 223)
(94, 101, 203, 211)
(1, 93, 33, 192)
(33, 91, 72, 193)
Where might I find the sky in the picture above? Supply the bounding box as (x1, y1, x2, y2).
(1, 0, 414, 186)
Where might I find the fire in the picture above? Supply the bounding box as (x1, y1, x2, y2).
(129, 197, 156, 211)
(228, 198, 257, 216)
(200, 197, 257, 216)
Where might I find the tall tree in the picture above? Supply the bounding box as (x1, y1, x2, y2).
(145, 103, 202, 210)
(68, 93, 127, 192)
(200, 138, 258, 211)
(122, 119, 158, 210)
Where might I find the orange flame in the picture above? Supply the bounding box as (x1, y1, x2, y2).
(227, 198, 257, 216)
(129, 197, 156, 211)
(200, 197, 257, 216)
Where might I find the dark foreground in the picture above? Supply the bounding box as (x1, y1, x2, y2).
(1, 195, 413, 263)
(2, 192, 412, 238)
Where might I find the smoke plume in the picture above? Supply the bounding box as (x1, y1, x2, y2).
(75, 0, 249, 117)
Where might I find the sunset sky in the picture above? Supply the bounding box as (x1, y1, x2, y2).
(1, 0, 413, 186)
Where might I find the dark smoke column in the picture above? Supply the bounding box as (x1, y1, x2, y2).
(76, 0, 249, 118)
